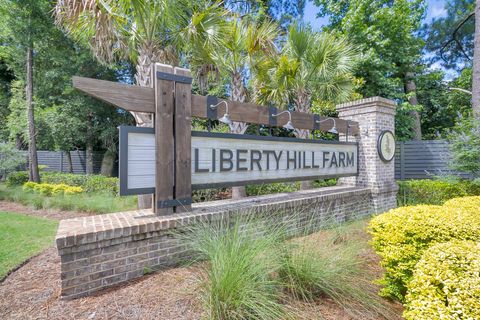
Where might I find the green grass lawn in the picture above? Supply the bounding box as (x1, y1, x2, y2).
(0, 184, 137, 214)
(0, 212, 58, 279)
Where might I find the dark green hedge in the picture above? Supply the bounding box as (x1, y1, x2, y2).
(6, 171, 118, 195)
(397, 179, 480, 206)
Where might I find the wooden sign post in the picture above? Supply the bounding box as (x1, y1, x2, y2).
(153, 64, 192, 214)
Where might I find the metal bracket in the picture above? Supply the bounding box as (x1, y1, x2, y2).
(206, 95, 218, 120)
(268, 105, 278, 126)
(313, 115, 320, 131)
(157, 197, 192, 209)
(156, 71, 193, 84)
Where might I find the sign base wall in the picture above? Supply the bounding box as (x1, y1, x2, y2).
(56, 186, 375, 299)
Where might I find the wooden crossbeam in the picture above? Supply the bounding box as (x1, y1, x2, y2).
(73, 76, 359, 135)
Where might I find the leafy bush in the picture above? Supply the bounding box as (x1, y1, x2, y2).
(368, 202, 480, 301)
(5, 171, 29, 186)
(42, 173, 118, 194)
(246, 179, 337, 197)
(397, 179, 480, 206)
(23, 182, 83, 196)
(8, 172, 120, 195)
(0, 143, 26, 178)
(404, 240, 480, 320)
(448, 116, 480, 177)
(246, 182, 299, 196)
(443, 195, 480, 214)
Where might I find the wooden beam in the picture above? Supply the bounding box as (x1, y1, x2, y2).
(72, 76, 155, 113)
(191, 95, 360, 135)
(72, 76, 359, 135)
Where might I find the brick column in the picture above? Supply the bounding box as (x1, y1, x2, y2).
(336, 97, 398, 213)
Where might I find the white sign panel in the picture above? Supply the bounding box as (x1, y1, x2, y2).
(119, 127, 358, 195)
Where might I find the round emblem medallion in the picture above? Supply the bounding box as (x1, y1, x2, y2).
(377, 130, 395, 162)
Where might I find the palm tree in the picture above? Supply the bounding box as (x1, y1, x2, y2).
(211, 16, 279, 198)
(212, 17, 279, 134)
(55, 0, 226, 207)
(254, 23, 357, 139)
(254, 24, 356, 189)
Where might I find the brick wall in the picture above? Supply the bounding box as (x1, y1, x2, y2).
(57, 186, 375, 299)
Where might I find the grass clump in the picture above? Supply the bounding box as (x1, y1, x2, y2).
(182, 214, 399, 320)
(0, 212, 58, 279)
(182, 217, 288, 320)
(279, 221, 398, 319)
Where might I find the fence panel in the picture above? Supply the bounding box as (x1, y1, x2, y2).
(17, 151, 113, 175)
(394, 140, 467, 180)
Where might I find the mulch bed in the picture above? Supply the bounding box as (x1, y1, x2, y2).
(0, 247, 202, 320)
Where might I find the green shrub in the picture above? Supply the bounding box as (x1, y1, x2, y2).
(443, 195, 480, 214)
(41, 172, 87, 186)
(41, 172, 118, 195)
(246, 182, 299, 196)
(368, 201, 480, 301)
(246, 179, 337, 197)
(6, 171, 29, 186)
(396, 179, 480, 206)
(404, 240, 480, 320)
(448, 116, 480, 177)
(0, 143, 26, 178)
(23, 182, 83, 196)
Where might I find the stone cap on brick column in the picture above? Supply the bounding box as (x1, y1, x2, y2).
(337, 97, 396, 117)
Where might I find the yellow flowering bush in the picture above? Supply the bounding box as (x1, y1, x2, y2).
(22, 182, 83, 196)
(443, 196, 480, 214)
(368, 203, 480, 301)
(404, 240, 480, 320)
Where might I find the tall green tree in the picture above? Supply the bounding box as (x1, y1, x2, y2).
(423, 0, 475, 71)
(225, 0, 306, 29)
(0, 0, 55, 182)
(314, 0, 427, 139)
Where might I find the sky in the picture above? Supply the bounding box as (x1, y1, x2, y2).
(303, 0, 448, 30)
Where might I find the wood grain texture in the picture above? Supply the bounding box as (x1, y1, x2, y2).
(73, 76, 155, 112)
(154, 64, 175, 214)
(73, 76, 359, 135)
(174, 67, 192, 212)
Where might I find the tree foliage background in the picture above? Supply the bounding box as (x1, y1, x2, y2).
(0, 0, 478, 173)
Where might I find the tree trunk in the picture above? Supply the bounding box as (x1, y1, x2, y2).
(230, 71, 248, 199)
(65, 151, 73, 173)
(85, 112, 94, 174)
(472, 0, 480, 118)
(26, 46, 39, 183)
(404, 71, 422, 140)
(135, 49, 155, 209)
(100, 149, 115, 177)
